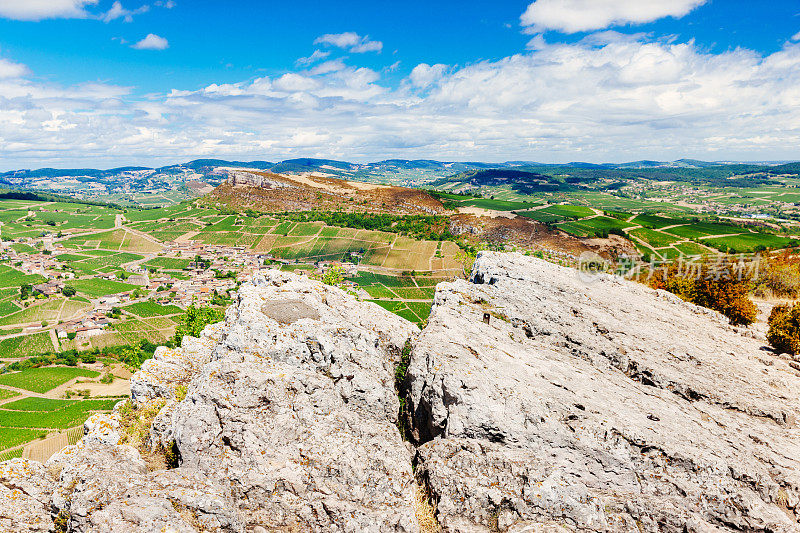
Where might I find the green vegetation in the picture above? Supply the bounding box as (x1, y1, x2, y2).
(628, 228, 682, 248)
(0, 332, 55, 359)
(0, 367, 99, 393)
(69, 278, 139, 297)
(0, 389, 20, 400)
(703, 233, 798, 253)
(0, 428, 47, 450)
(174, 304, 225, 345)
(0, 399, 118, 429)
(123, 301, 183, 318)
(0, 265, 46, 288)
(144, 257, 192, 270)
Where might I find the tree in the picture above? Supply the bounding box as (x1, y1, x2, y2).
(20, 284, 31, 300)
(322, 265, 345, 286)
(174, 304, 225, 345)
(62, 285, 76, 297)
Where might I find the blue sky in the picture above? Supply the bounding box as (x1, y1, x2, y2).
(0, 0, 799, 168)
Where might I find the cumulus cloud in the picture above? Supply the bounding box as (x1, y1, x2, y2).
(792, 31, 800, 42)
(296, 49, 330, 66)
(0, 57, 29, 78)
(310, 59, 346, 75)
(0, 0, 98, 21)
(132, 33, 168, 50)
(4, 36, 800, 168)
(409, 63, 447, 88)
(520, 0, 708, 33)
(102, 1, 149, 23)
(314, 32, 383, 53)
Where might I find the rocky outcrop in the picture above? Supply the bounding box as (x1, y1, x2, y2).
(4, 252, 800, 532)
(1, 271, 419, 532)
(407, 252, 800, 531)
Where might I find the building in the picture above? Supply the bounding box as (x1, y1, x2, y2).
(127, 273, 149, 286)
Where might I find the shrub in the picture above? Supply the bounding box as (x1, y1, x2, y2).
(650, 259, 757, 326)
(767, 304, 800, 355)
(62, 286, 76, 297)
(752, 253, 800, 298)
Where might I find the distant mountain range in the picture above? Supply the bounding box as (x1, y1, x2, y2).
(2, 158, 800, 194)
(3, 157, 799, 179)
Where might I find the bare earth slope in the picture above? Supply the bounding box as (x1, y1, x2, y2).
(3, 253, 800, 532)
(408, 252, 800, 531)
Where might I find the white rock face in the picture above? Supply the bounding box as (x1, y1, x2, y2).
(1, 270, 419, 532)
(407, 251, 800, 532)
(168, 271, 420, 531)
(4, 255, 800, 532)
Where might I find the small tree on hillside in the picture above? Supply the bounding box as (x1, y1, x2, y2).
(768, 303, 800, 355)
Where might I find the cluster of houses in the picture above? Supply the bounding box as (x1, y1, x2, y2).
(2, 230, 375, 343)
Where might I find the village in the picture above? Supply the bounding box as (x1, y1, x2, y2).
(0, 234, 359, 344)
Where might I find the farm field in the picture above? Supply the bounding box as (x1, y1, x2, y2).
(0, 367, 99, 393)
(123, 301, 183, 318)
(0, 332, 57, 359)
(69, 278, 139, 298)
(143, 257, 193, 270)
(0, 398, 118, 429)
(0, 265, 46, 288)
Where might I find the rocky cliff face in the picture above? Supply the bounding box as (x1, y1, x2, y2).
(3, 253, 800, 532)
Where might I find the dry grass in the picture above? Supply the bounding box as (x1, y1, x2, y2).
(117, 399, 171, 470)
(414, 481, 441, 533)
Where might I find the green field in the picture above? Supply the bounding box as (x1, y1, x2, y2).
(703, 233, 798, 253)
(517, 204, 595, 224)
(556, 216, 633, 237)
(70, 278, 139, 297)
(0, 389, 19, 400)
(0, 399, 118, 429)
(0, 367, 99, 393)
(2, 397, 74, 411)
(663, 221, 747, 239)
(123, 301, 183, 318)
(0, 428, 47, 450)
(0, 265, 47, 288)
(143, 257, 193, 270)
(0, 332, 56, 359)
(628, 228, 682, 248)
(631, 214, 687, 228)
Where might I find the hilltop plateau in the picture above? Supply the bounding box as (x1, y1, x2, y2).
(2, 252, 799, 532)
(205, 169, 445, 215)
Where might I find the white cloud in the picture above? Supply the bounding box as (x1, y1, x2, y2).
(296, 49, 330, 66)
(315, 32, 360, 48)
(0, 0, 98, 21)
(314, 32, 382, 53)
(0, 57, 29, 78)
(352, 40, 383, 53)
(5, 37, 800, 168)
(792, 31, 800, 42)
(132, 33, 168, 50)
(520, 0, 708, 33)
(310, 59, 346, 75)
(409, 63, 447, 88)
(102, 1, 149, 23)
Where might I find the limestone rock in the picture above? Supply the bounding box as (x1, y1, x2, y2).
(168, 270, 420, 531)
(1, 270, 419, 532)
(0, 459, 55, 532)
(407, 251, 800, 532)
